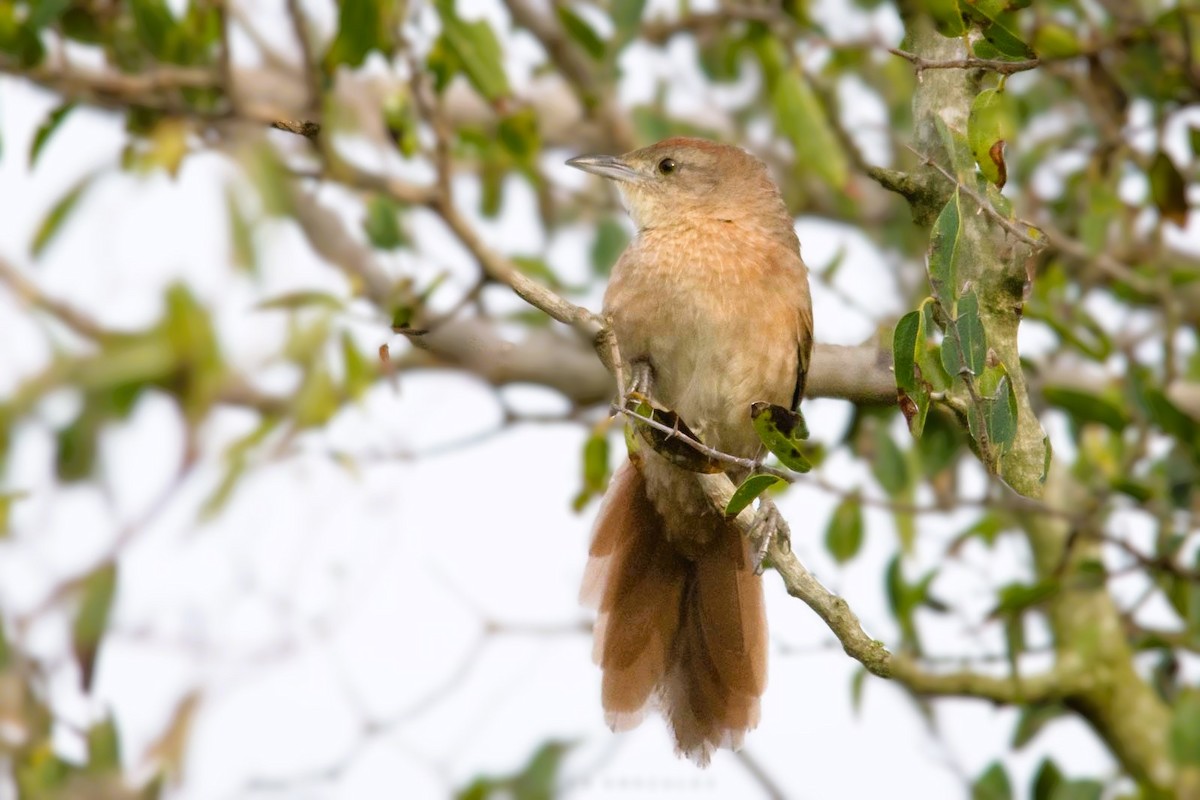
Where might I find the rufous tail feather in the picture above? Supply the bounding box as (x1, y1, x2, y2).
(581, 460, 767, 766)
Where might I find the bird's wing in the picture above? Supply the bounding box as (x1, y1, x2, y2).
(791, 296, 814, 411)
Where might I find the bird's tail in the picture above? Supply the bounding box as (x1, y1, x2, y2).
(580, 459, 767, 766)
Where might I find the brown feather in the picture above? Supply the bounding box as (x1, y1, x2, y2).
(582, 460, 767, 765)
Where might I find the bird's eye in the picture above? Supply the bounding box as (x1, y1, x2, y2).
(657, 158, 677, 175)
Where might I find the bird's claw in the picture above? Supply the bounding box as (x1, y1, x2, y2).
(749, 495, 790, 575)
(628, 359, 655, 399)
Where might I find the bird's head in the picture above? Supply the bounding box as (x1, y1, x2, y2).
(567, 137, 789, 232)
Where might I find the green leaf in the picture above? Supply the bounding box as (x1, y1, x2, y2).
(1051, 780, 1103, 800)
(990, 579, 1057, 617)
(325, 0, 396, 69)
(435, 0, 510, 101)
(1012, 703, 1066, 749)
(612, 0, 647, 39)
(161, 284, 225, 421)
(968, 88, 1015, 188)
(1170, 690, 1200, 767)
(0, 491, 28, 539)
(824, 493, 864, 563)
(201, 417, 278, 520)
(556, 6, 604, 60)
(16, 745, 72, 795)
(892, 311, 921, 394)
(986, 373, 1019, 453)
(242, 141, 293, 216)
(1144, 387, 1199, 447)
(341, 332, 374, 401)
(591, 217, 629, 276)
(772, 68, 849, 189)
(928, 190, 963, 309)
(511, 740, 572, 800)
(950, 511, 1007, 551)
(364, 194, 408, 250)
(86, 714, 122, 773)
(1043, 386, 1129, 431)
(293, 365, 339, 428)
(498, 108, 540, 164)
(225, 187, 257, 273)
(897, 303, 937, 437)
(131, 0, 176, 60)
(31, 176, 90, 257)
(972, 761, 1013, 800)
(72, 563, 117, 692)
(1149, 150, 1189, 227)
(849, 667, 867, 715)
(966, 7, 1035, 60)
(383, 91, 421, 156)
(0, 612, 9, 667)
(941, 290, 987, 378)
(871, 422, 909, 495)
(897, 387, 931, 439)
(1032, 22, 1082, 58)
(28, 0, 71, 29)
(573, 430, 611, 511)
(921, 0, 966, 37)
(1031, 758, 1063, 800)
(726, 474, 785, 517)
(29, 102, 74, 167)
(0, 7, 47, 67)
(582, 434, 609, 492)
(56, 411, 99, 482)
(885, 555, 923, 648)
(457, 740, 574, 800)
(257, 291, 345, 311)
(751, 402, 812, 472)
(126, 117, 190, 177)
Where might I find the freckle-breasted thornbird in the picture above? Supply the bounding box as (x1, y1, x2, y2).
(567, 137, 813, 765)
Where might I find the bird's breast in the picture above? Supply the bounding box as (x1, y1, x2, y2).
(603, 222, 807, 457)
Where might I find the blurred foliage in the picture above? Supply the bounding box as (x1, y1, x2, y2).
(0, 0, 1198, 796)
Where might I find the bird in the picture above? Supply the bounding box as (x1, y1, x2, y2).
(567, 137, 813, 765)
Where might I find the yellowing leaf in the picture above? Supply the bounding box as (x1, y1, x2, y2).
(750, 402, 812, 472)
(968, 89, 1015, 188)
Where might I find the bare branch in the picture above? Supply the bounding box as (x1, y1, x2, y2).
(404, 313, 897, 405)
(889, 47, 1041, 76)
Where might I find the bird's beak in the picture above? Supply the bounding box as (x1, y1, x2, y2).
(566, 154, 641, 183)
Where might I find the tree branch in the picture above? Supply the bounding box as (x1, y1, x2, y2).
(694, 466, 1078, 704)
(404, 315, 898, 406)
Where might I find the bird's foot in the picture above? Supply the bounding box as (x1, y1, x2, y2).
(627, 359, 655, 402)
(749, 495, 791, 575)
